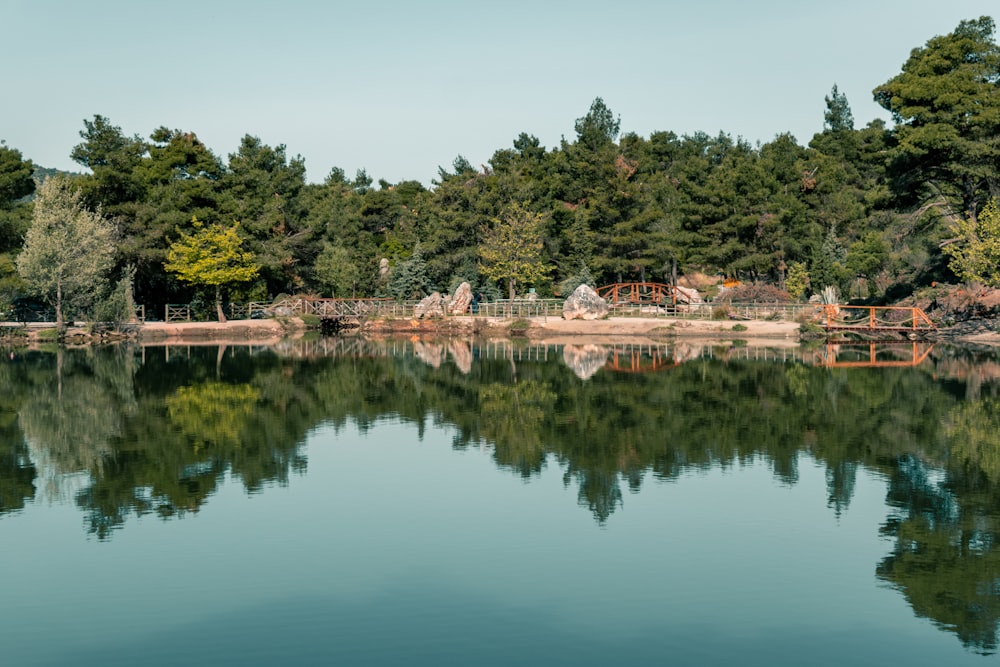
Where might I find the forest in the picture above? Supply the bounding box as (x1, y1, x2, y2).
(0, 16, 998, 318)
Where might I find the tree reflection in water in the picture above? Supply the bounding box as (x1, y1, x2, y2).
(3, 339, 1000, 652)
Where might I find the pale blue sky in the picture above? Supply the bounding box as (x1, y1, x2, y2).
(1, 1, 997, 185)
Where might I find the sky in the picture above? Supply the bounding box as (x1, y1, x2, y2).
(1, 0, 998, 186)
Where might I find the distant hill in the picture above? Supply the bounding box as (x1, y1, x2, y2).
(33, 165, 81, 184)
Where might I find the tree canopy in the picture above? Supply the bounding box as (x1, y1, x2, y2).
(16, 176, 115, 326)
(164, 218, 258, 321)
(4, 15, 999, 311)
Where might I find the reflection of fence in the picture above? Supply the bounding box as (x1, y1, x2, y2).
(139, 339, 940, 375)
(815, 342, 935, 368)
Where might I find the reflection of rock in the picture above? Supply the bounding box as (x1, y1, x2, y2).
(413, 340, 446, 368)
(562, 284, 608, 320)
(673, 343, 703, 363)
(448, 339, 473, 374)
(563, 344, 609, 380)
(449, 282, 473, 315)
(414, 292, 445, 318)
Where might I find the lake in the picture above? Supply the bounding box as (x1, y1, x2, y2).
(1, 337, 999, 665)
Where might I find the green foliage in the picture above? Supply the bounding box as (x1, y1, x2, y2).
(387, 243, 430, 300)
(944, 199, 1000, 287)
(164, 217, 258, 321)
(574, 97, 620, 150)
(785, 260, 810, 299)
(479, 202, 550, 299)
(873, 16, 1000, 219)
(16, 176, 116, 326)
(823, 84, 854, 133)
(0, 143, 35, 209)
(92, 265, 137, 326)
(845, 232, 889, 282)
(557, 259, 596, 296)
(313, 243, 360, 298)
(12, 19, 999, 306)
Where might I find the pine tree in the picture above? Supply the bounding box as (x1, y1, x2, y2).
(387, 243, 430, 300)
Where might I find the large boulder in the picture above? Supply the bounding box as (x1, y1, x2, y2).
(674, 285, 703, 305)
(449, 282, 473, 314)
(414, 292, 445, 318)
(562, 284, 608, 320)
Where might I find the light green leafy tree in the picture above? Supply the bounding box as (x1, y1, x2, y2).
(944, 198, 1000, 287)
(479, 202, 550, 299)
(785, 261, 810, 300)
(16, 176, 116, 328)
(164, 217, 258, 322)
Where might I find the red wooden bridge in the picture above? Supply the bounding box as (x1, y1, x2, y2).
(820, 305, 936, 335)
(596, 282, 684, 305)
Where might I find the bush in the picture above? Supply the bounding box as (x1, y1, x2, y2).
(716, 283, 792, 304)
(712, 307, 730, 320)
(509, 318, 530, 336)
(731, 323, 748, 332)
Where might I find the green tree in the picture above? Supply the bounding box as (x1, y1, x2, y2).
(220, 135, 309, 295)
(387, 243, 430, 300)
(845, 232, 889, 283)
(479, 202, 550, 299)
(16, 176, 116, 327)
(944, 198, 1000, 286)
(874, 16, 1000, 221)
(0, 142, 35, 254)
(314, 242, 360, 297)
(785, 260, 810, 299)
(823, 84, 854, 133)
(574, 97, 620, 150)
(70, 114, 148, 211)
(164, 217, 258, 322)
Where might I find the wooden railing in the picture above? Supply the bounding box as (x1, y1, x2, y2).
(165, 304, 190, 322)
(821, 305, 936, 332)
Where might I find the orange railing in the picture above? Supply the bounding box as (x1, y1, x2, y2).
(821, 305, 936, 332)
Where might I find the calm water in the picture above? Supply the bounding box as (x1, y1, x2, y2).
(2, 338, 1000, 665)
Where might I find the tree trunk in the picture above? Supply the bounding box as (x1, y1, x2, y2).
(215, 285, 227, 323)
(508, 278, 515, 300)
(56, 279, 63, 330)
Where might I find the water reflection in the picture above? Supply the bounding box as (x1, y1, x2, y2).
(3, 338, 1000, 653)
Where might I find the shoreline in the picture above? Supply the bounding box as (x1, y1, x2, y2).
(0, 314, 993, 345)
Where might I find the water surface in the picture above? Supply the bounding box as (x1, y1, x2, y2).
(1, 339, 999, 665)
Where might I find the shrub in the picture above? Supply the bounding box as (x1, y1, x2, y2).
(509, 318, 530, 336)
